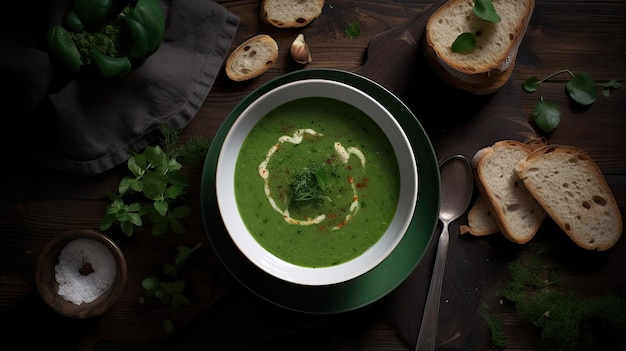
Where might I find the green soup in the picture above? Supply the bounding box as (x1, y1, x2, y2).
(234, 97, 400, 268)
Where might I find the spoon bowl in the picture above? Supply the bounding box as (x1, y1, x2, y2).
(415, 154, 473, 350)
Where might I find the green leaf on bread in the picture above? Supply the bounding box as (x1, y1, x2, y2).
(451, 0, 500, 53)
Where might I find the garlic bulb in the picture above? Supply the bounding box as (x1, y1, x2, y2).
(290, 34, 312, 64)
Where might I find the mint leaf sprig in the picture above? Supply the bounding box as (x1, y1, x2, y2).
(100, 127, 209, 237)
(451, 0, 500, 53)
(523, 69, 621, 133)
(140, 243, 202, 333)
(100, 144, 191, 236)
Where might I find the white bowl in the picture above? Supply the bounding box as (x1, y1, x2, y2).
(216, 79, 418, 286)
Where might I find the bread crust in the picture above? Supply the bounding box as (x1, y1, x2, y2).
(460, 194, 500, 236)
(225, 34, 279, 82)
(260, 0, 325, 28)
(423, 0, 535, 94)
(423, 41, 513, 95)
(515, 145, 623, 251)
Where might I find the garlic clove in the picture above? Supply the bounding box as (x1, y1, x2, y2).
(290, 33, 312, 64)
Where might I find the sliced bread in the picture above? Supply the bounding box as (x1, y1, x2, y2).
(515, 145, 623, 251)
(472, 140, 547, 244)
(225, 35, 279, 82)
(460, 194, 500, 236)
(423, 0, 535, 94)
(260, 0, 325, 28)
(461, 136, 547, 236)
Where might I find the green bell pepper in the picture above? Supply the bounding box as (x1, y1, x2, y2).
(47, 0, 165, 78)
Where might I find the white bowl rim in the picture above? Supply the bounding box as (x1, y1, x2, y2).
(216, 78, 418, 286)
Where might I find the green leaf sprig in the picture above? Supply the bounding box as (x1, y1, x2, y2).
(497, 240, 626, 350)
(451, 0, 500, 53)
(289, 163, 334, 207)
(100, 127, 209, 236)
(100, 144, 190, 236)
(523, 69, 621, 133)
(140, 243, 202, 333)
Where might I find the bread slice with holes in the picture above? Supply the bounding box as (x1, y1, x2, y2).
(515, 145, 623, 251)
(225, 34, 279, 82)
(472, 140, 547, 244)
(461, 137, 547, 237)
(260, 0, 325, 28)
(423, 0, 535, 94)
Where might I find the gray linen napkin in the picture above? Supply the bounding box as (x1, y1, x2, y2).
(4, 0, 238, 175)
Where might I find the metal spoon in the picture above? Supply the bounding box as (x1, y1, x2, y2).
(415, 154, 473, 351)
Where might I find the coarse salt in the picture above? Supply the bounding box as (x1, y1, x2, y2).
(54, 238, 117, 305)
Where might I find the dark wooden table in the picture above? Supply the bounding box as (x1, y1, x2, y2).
(2, 0, 625, 350)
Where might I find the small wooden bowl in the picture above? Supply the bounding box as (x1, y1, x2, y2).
(35, 229, 127, 319)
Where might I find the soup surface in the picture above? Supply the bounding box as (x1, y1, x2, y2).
(234, 97, 400, 268)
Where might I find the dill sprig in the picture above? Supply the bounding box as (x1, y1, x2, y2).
(289, 163, 333, 206)
(497, 240, 626, 350)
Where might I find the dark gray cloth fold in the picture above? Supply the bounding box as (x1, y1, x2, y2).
(4, 0, 238, 175)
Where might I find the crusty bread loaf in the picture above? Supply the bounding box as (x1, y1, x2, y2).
(472, 140, 547, 244)
(225, 35, 279, 82)
(423, 0, 535, 94)
(460, 194, 500, 236)
(260, 0, 325, 28)
(515, 145, 623, 251)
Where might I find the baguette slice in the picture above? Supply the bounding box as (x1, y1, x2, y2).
(460, 194, 500, 236)
(423, 0, 535, 94)
(260, 0, 325, 28)
(461, 137, 547, 236)
(515, 145, 623, 251)
(472, 140, 547, 244)
(225, 35, 279, 82)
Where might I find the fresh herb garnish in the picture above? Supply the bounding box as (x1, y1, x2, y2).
(473, 0, 501, 23)
(345, 21, 361, 39)
(451, 0, 500, 53)
(494, 241, 626, 350)
(140, 243, 202, 333)
(99, 127, 210, 334)
(523, 70, 621, 132)
(100, 126, 209, 236)
(451, 32, 476, 53)
(478, 303, 507, 349)
(289, 163, 333, 206)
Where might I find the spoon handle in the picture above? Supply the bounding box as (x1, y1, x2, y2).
(415, 221, 450, 351)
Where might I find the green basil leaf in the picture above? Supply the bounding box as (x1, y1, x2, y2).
(566, 72, 597, 105)
(128, 202, 143, 212)
(121, 221, 135, 236)
(118, 176, 133, 194)
(154, 200, 169, 216)
(523, 77, 541, 92)
(128, 212, 144, 226)
(142, 277, 159, 290)
(452, 32, 476, 53)
(533, 100, 561, 132)
(473, 0, 501, 23)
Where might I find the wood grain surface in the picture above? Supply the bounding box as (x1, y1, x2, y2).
(1, 0, 625, 350)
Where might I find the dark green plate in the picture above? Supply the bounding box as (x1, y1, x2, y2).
(200, 69, 440, 314)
